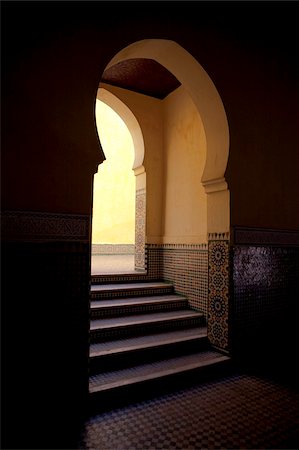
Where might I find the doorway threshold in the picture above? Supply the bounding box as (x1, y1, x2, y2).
(91, 254, 136, 275)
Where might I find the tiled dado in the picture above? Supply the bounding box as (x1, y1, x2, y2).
(208, 239, 230, 352)
(1, 210, 91, 394)
(2, 239, 91, 417)
(146, 244, 209, 316)
(232, 227, 299, 357)
(147, 241, 231, 352)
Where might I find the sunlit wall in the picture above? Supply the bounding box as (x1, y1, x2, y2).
(92, 100, 135, 244)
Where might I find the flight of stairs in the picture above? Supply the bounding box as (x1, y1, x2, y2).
(89, 277, 231, 410)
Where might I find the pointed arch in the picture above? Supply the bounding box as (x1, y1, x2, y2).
(106, 39, 230, 234)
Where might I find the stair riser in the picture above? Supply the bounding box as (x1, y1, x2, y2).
(91, 274, 149, 285)
(91, 286, 174, 300)
(89, 337, 209, 375)
(90, 317, 205, 343)
(89, 359, 233, 413)
(90, 300, 188, 319)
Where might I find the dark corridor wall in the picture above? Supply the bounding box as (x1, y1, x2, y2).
(2, 2, 298, 226)
(1, 2, 298, 449)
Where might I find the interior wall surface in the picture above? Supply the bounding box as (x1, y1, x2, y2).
(2, 3, 297, 227)
(2, 2, 297, 448)
(222, 25, 298, 232)
(162, 86, 207, 244)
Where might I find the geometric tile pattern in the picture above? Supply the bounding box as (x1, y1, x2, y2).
(161, 244, 208, 315)
(92, 244, 135, 254)
(146, 244, 208, 314)
(1, 210, 89, 242)
(135, 189, 146, 271)
(232, 244, 299, 355)
(208, 240, 230, 351)
(146, 244, 163, 280)
(233, 225, 299, 246)
(80, 373, 299, 450)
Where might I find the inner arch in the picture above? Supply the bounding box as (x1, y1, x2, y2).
(95, 87, 147, 272)
(97, 87, 145, 171)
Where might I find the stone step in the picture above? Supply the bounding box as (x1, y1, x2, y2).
(90, 281, 174, 300)
(90, 310, 205, 343)
(90, 294, 188, 318)
(89, 351, 231, 406)
(91, 273, 149, 285)
(89, 326, 208, 374)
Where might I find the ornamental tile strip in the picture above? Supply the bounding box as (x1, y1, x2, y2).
(148, 243, 208, 250)
(1, 210, 90, 242)
(208, 240, 230, 351)
(135, 190, 146, 271)
(233, 226, 299, 246)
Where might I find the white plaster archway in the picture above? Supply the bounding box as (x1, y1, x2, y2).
(106, 39, 230, 235)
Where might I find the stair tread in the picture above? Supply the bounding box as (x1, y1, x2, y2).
(91, 282, 173, 293)
(90, 309, 204, 330)
(90, 294, 186, 309)
(90, 326, 207, 357)
(89, 350, 230, 393)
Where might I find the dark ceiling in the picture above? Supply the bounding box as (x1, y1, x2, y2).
(101, 58, 181, 100)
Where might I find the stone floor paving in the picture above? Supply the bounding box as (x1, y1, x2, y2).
(79, 372, 299, 450)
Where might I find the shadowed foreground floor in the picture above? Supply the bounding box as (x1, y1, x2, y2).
(79, 371, 298, 450)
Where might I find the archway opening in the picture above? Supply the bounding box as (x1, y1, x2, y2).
(93, 39, 231, 351)
(91, 99, 136, 274)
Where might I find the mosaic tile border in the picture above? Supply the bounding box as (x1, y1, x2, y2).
(208, 232, 230, 241)
(148, 243, 208, 250)
(208, 240, 230, 352)
(1, 210, 90, 242)
(92, 244, 134, 255)
(135, 189, 146, 271)
(233, 226, 299, 246)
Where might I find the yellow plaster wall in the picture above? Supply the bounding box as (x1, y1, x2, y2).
(97, 83, 208, 246)
(162, 86, 207, 243)
(92, 100, 135, 244)
(99, 83, 164, 243)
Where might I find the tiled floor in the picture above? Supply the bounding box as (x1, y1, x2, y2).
(79, 371, 298, 449)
